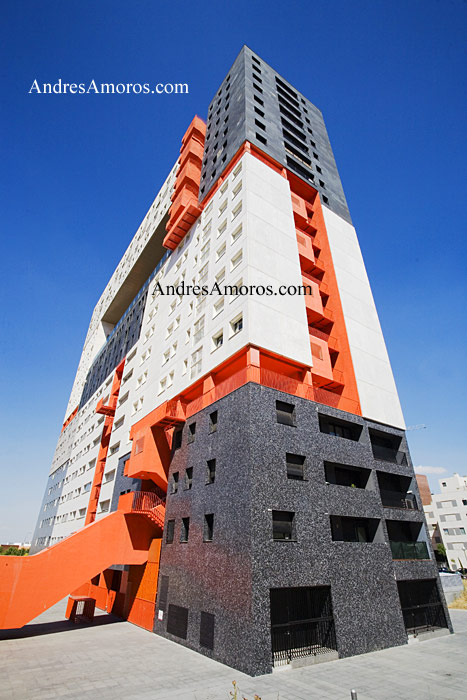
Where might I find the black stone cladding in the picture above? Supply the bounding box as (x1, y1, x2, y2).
(155, 383, 451, 675)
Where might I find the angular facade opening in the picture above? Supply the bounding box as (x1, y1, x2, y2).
(397, 579, 448, 635)
(269, 586, 337, 667)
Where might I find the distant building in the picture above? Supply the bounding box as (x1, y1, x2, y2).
(421, 473, 467, 571)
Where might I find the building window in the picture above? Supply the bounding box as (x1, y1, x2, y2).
(184, 467, 193, 490)
(166, 519, 175, 544)
(209, 410, 218, 433)
(206, 459, 216, 484)
(272, 511, 295, 541)
(319, 414, 362, 441)
(212, 331, 223, 350)
(204, 513, 214, 541)
(188, 422, 196, 443)
(171, 472, 179, 495)
(200, 611, 215, 650)
(276, 400, 296, 426)
(167, 604, 188, 639)
(173, 429, 183, 450)
(180, 517, 190, 543)
(230, 314, 243, 336)
(286, 453, 306, 480)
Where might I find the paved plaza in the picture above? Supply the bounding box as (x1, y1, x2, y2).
(0, 600, 466, 700)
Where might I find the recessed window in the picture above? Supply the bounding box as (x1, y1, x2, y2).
(255, 119, 266, 131)
(319, 415, 362, 441)
(184, 467, 193, 490)
(231, 224, 242, 243)
(188, 422, 196, 443)
(254, 94, 264, 107)
(166, 519, 175, 544)
(209, 410, 218, 433)
(310, 342, 323, 360)
(180, 517, 190, 543)
(213, 298, 224, 317)
(231, 250, 243, 270)
(272, 511, 295, 541)
(206, 459, 216, 484)
(231, 202, 242, 220)
(216, 242, 226, 261)
(171, 472, 179, 495)
(276, 400, 296, 426)
(204, 513, 214, 542)
(230, 314, 243, 336)
(212, 331, 223, 350)
(253, 83, 263, 94)
(286, 453, 306, 480)
(173, 429, 183, 450)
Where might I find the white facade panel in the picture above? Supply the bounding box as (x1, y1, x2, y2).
(322, 206, 405, 429)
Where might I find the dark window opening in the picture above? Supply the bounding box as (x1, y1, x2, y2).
(281, 117, 306, 140)
(166, 519, 175, 544)
(322, 195, 329, 205)
(282, 129, 309, 153)
(254, 107, 265, 118)
(319, 414, 362, 441)
(256, 133, 267, 146)
(285, 142, 311, 165)
(324, 461, 370, 489)
(200, 611, 215, 649)
(157, 575, 169, 611)
(184, 467, 193, 490)
(173, 429, 182, 450)
(277, 95, 301, 118)
(387, 520, 429, 560)
(275, 76, 299, 101)
(276, 400, 296, 426)
(254, 95, 264, 106)
(369, 429, 407, 465)
(397, 579, 447, 634)
(253, 75, 262, 84)
(252, 55, 261, 65)
(330, 515, 381, 543)
(171, 472, 179, 495)
(286, 155, 314, 183)
(206, 459, 216, 484)
(204, 513, 214, 541)
(255, 119, 266, 130)
(286, 453, 306, 480)
(180, 517, 190, 543)
(188, 422, 196, 443)
(272, 510, 295, 540)
(209, 410, 218, 433)
(377, 471, 418, 510)
(270, 586, 337, 666)
(253, 83, 263, 94)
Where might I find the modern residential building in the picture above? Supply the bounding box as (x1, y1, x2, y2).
(419, 473, 467, 571)
(1, 46, 451, 674)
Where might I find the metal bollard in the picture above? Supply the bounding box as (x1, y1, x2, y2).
(350, 691, 358, 700)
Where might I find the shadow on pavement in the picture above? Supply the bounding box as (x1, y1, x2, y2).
(0, 612, 124, 640)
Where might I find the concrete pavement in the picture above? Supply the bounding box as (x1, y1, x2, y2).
(0, 600, 466, 700)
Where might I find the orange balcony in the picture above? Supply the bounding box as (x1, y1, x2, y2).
(95, 398, 115, 417)
(302, 277, 324, 322)
(296, 231, 315, 271)
(309, 335, 333, 384)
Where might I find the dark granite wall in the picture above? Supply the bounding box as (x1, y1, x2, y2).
(155, 383, 451, 675)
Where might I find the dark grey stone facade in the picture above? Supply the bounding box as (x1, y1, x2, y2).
(155, 383, 451, 675)
(200, 46, 351, 224)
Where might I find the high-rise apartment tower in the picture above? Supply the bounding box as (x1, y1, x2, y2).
(1, 47, 451, 675)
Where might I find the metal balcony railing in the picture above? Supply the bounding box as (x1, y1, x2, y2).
(390, 541, 429, 560)
(371, 444, 408, 465)
(380, 490, 418, 510)
(401, 603, 448, 634)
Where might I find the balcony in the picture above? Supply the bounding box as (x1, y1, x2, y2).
(380, 489, 418, 510)
(390, 541, 430, 560)
(372, 444, 408, 465)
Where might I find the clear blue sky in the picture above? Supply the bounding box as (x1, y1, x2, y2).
(1, 0, 466, 543)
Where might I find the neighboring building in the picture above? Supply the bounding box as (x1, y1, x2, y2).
(421, 473, 467, 571)
(1, 47, 451, 674)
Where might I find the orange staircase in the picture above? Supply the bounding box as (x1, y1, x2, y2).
(0, 493, 164, 630)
